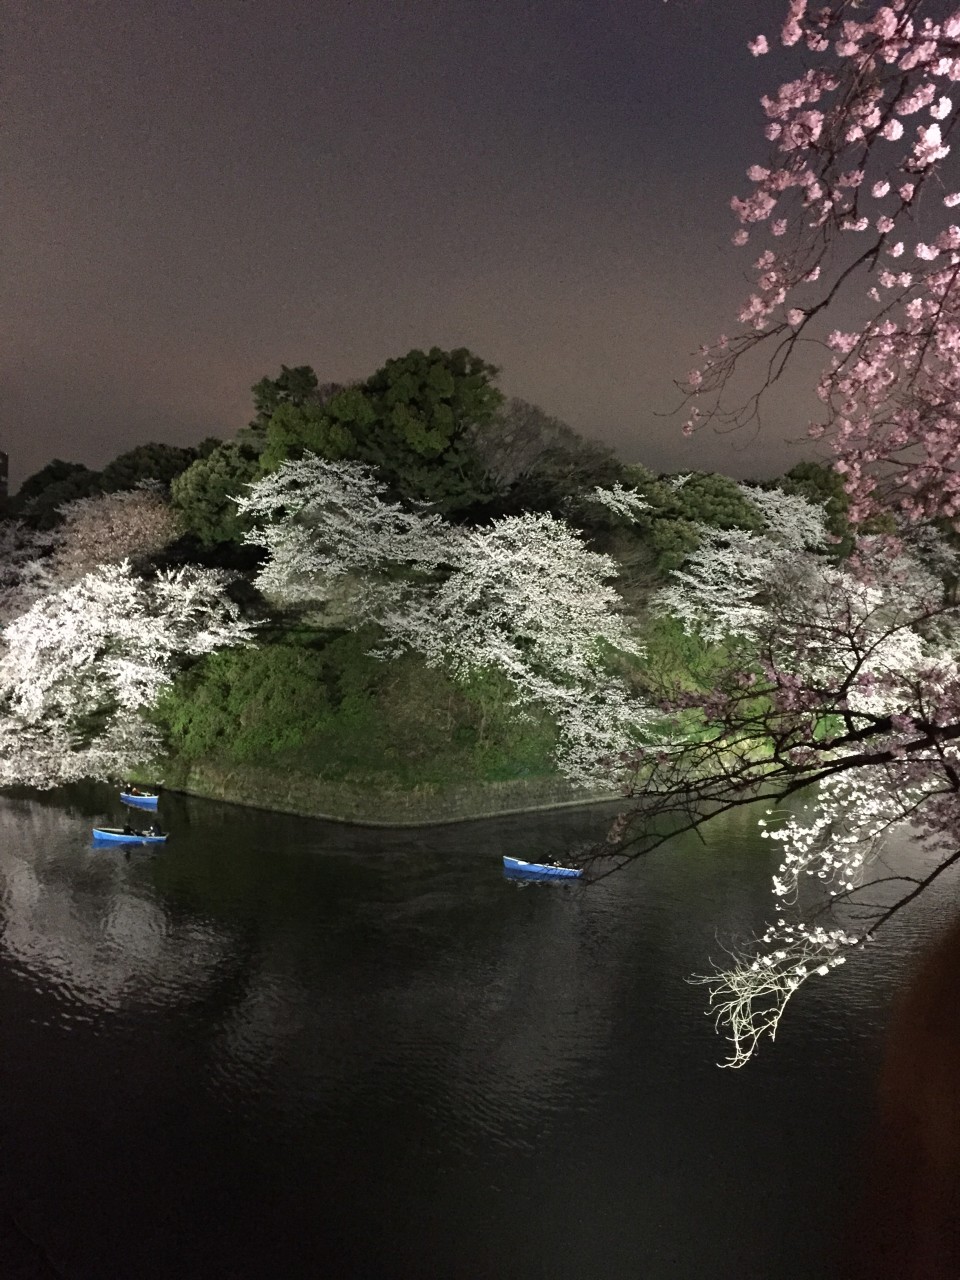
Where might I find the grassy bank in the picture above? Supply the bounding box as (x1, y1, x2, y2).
(145, 615, 726, 825)
(149, 630, 618, 823)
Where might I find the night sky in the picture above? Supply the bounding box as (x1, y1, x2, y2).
(3, 0, 817, 492)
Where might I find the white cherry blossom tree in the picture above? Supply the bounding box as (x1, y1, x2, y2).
(366, 511, 651, 784)
(235, 454, 456, 608)
(644, 492, 958, 1063)
(238, 456, 651, 785)
(0, 561, 253, 787)
(50, 488, 182, 584)
(622, 485, 960, 1064)
(0, 520, 57, 626)
(615, 0, 960, 1064)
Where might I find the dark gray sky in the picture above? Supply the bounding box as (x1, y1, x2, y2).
(3, 0, 820, 491)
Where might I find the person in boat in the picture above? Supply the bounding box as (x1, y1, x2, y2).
(146, 823, 161, 836)
(123, 823, 134, 834)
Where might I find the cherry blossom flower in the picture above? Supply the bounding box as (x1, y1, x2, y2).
(665, 0, 960, 1064)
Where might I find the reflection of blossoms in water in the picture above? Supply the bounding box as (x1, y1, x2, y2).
(0, 801, 227, 1014)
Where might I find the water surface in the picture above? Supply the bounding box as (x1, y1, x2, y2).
(0, 785, 953, 1279)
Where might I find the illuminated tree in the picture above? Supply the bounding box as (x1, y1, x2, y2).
(0, 562, 253, 787)
(0, 520, 56, 625)
(688, 1, 960, 526)
(51, 489, 182, 583)
(239, 455, 650, 784)
(616, 1, 960, 1062)
(257, 348, 504, 517)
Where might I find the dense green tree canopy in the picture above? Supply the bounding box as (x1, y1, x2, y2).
(99, 442, 208, 493)
(256, 399, 355, 471)
(615, 466, 765, 573)
(663, 472, 765, 531)
(243, 366, 346, 449)
(9, 461, 101, 528)
(258, 347, 505, 517)
(171, 441, 262, 547)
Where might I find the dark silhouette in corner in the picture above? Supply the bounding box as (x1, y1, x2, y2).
(844, 910, 960, 1279)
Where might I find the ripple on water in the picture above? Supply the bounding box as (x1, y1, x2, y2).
(0, 786, 958, 1280)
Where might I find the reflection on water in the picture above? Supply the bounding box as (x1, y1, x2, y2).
(0, 798, 227, 1017)
(0, 784, 956, 1279)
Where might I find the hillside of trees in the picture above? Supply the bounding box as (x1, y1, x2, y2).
(0, 345, 856, 818)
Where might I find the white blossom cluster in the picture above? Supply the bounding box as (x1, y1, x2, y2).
(239, 457, 651, 785)
(0, 520, 57, 626)
(586, 483, 649, 521)
(653, 487, 960, 1063)
(697, 919, 859, 1069)
(653, 486, 830, 644)
(0, 561, 253, 787)
(365, 513, 651, 784)
(51, 489, 181, 584)
(236, 455, 455, 606)
(777, 555, 935, 717)
(739, 486, 830, 551)
(700, 764, 934, 1067)
(654, 490, 951, 713)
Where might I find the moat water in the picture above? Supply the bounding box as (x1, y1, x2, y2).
(0, 784, 954, 1279)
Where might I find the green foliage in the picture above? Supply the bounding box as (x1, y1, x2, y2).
(667, 472, 765, 530)
(244, 366, 337, 443)
(638, 614, 735, 694)
(171, 441, 263, 547)
(99, 442, 200, 493)
(9, 460, 101, 528)
(153, 633, 558, 787)
(154, 643, 338, 763)
(615, 466, 764, 575)
(257, 347, 504, 517)
(453, 666, 558, 779)
(257, 401, 354, 471)
(645, 518, 701, 574)
(362, 347, 502, 456)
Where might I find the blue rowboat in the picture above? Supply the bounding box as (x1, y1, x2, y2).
(93, 827, 168, 845)
(503, 856, 582, 879)
(120, 790, 159, 809)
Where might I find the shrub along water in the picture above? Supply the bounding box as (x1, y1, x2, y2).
(151, 629, 561, 794)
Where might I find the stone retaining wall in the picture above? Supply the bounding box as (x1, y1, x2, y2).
(155, 759, 621, 826)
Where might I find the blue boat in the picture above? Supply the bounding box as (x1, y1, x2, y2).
(120, 790, 159, 810)
(503, 856, 582, 879)
(92, 827, 168, 845)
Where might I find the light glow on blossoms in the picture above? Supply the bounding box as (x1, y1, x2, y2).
(0, 562, 253, 788)
(684, 0, 960, 526)
(617, 461, 960, 1062)
(0, 520, 56, 627)
(239, 456, 652, 786)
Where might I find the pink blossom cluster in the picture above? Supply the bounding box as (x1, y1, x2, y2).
(687, 1, 960, 527)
